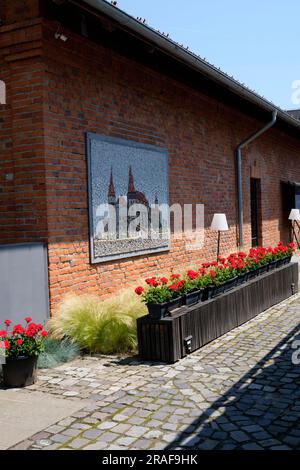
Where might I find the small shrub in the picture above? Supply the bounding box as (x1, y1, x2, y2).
(48, 289, 147, 355)
(38, 337, 80, 369)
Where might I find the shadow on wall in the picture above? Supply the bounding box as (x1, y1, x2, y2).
(164, 320, 300, 450)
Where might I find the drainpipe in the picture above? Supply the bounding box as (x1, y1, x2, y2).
(236, 110, 277, 247)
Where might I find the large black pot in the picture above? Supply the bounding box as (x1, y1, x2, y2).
(2, 356, 37, 388)
(147, 297, 182, 319)
(184, 289, 204, 307)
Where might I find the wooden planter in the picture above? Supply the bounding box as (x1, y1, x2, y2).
(137, 262, 298, 363)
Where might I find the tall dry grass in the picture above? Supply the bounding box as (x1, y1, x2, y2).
(48, 288, 147, 354)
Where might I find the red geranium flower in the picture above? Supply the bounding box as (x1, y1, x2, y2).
(24, 316, 32, 323)
(40, 331, 48, 337)
(169, 283, 179, 291)
(170, 273, 180, 279)
(135, 286, 144, 296)
(210, 270, 216, 279)
(145, 277, 159, 287)
(160, 277, 168, 284)
(0, 330, 7, 338)
(202, 262, 211, 268)
(16, 339, 23, 346)
(13, 324, 25, 335)
(4, 320, 11, 327)
(3, 340, 10, 350)
(187, 270, 198, 280)
(25, 323, 38, 338)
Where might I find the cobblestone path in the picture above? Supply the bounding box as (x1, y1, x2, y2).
(7, 294, 300, 450)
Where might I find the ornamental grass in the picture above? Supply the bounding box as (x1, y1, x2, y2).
(48, 288, 147, 355)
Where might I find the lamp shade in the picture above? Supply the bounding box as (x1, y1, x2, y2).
(210, 213, 229, 231)
(288, 209, 300, 221)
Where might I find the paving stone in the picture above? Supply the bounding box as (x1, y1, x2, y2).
(45, 425, 66, 434)
(115, 436, 137, 447)
(84, 442, 108, 450)
(99, 432, 119, 443)
(230, 431, 249, 443)
(62, 428, 81, 438)
(97, 421, 118, 430)
(112, 423, 131, 434)
(242, 443, 263, 450)
(197, 439, 219, 450)
(126, 426, 149, 438)
(71, 423, 91, 430)
(68, 438, 90, 449)
(82, 428, 103, 440)
(51, 434, 71, 444)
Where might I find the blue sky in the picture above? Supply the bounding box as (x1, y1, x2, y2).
(116, 0, 300, 110)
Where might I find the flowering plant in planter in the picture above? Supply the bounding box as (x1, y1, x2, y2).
(273, 241, 295, 260)
(0, 317, 48, 388)
(135, 275, 185, 305)
(0, 317, 48, 358)
(134, 241, 296, 314)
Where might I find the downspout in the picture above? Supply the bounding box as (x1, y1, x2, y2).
(236, 110, 277, 247)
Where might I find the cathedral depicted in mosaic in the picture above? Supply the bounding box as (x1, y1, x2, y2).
(105, 166, 162, 239)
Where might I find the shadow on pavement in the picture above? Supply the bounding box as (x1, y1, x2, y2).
(165, 323, 300, 450)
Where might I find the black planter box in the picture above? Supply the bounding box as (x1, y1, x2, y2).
(247, 269, 258, 280)
(268, 260, 278, 271)
(236, 272, 249, 285)
(137, 262, 298, 363)
(257, 264, 269, 276)
(184, 289, 204, 306)
(223, 276, 238, 293)
(147, 296, 182, 319)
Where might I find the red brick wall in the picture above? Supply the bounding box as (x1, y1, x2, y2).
(0, 0, 40, 24)
(0, 19, 47, 243)
(1, 14, 300, 313)
(41, 22, 299, 312)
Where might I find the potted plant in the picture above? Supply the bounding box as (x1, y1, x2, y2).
(274, 241, 294, 267)
(135, 275, 184, 320)
(0, 317, 48, 388)
(183, 270, 205, 306)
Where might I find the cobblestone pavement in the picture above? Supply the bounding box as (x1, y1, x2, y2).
(7, 294, 300, 450)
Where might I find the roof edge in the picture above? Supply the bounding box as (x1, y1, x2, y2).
(75, 0, 300, 133)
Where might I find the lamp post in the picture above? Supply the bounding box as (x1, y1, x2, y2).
(210, 213, 229, 260)
(288, 208, 300, 249)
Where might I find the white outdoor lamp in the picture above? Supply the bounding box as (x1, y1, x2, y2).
(288, 208, 300, 249)
(210, 213, 229, 259)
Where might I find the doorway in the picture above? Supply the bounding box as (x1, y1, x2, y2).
(250, 178, 261, 247)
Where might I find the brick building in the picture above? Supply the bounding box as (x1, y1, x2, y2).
(1, 0, 300, 315)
